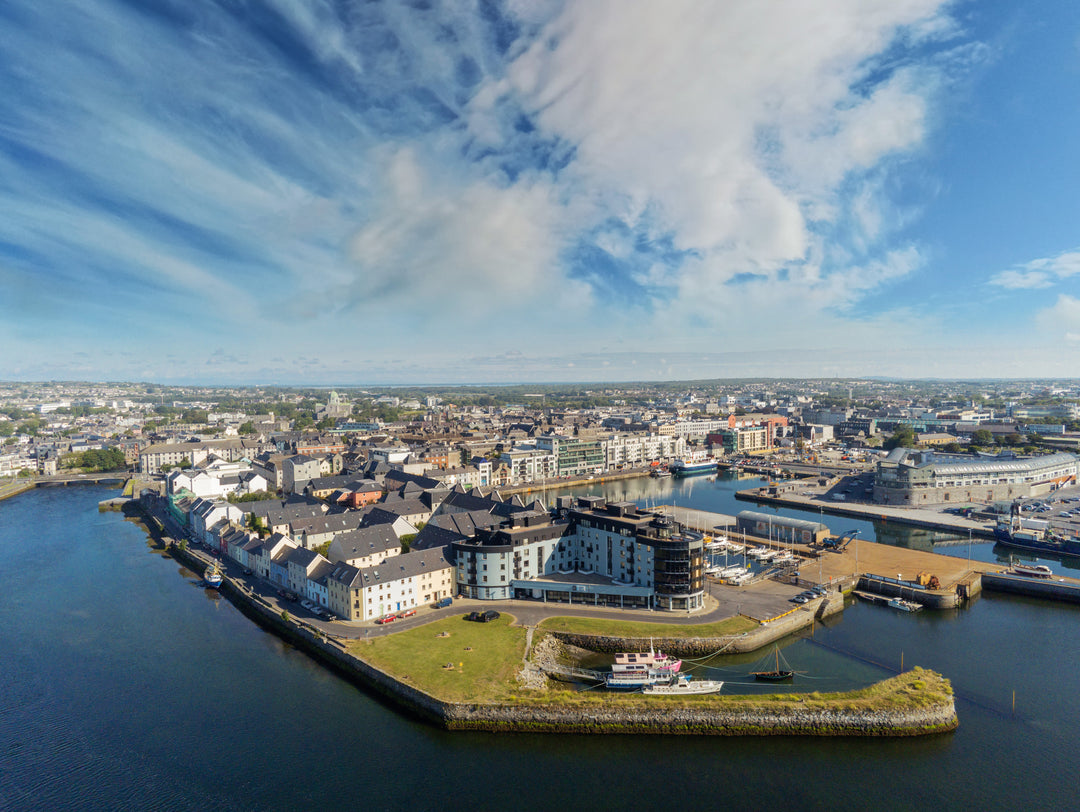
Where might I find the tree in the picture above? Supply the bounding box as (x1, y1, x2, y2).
(971, 429, 994, 447)
(944, 442, 962, 454)
(883, 426, 915, 451)
(178, 457, 192, 470)
(313, 540, 332, 558)
(238, 421, 255, 435)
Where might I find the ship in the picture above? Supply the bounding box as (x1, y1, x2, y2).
(669, 459, 717, 477)
(993, 517, 1080, 559)
(605, 646, 683, 690)
(204, 562, 223, 589)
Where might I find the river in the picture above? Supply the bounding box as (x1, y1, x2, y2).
(1, 484, 1077, 810)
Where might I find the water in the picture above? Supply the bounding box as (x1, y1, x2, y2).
(2, 485, 1079, 810)
(557, 471, 1080, 575)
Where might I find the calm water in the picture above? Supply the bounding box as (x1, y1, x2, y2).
(2, 484, 1078, 811)
(559, 471, 1080, 576)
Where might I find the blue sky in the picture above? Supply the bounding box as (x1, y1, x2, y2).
(2, 0, 1079, 385)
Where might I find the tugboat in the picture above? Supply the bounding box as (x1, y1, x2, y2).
(204, 562, 223, 589)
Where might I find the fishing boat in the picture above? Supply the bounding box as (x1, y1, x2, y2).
(605, 645, 683, 690)
(204, 562, 223, 589)
(1011, 562, 1053, 578)
(642, 675, 724, 695)
(650, 468, 672, 478)
(887, 597, 923, 612)
(994, 517, 1080, 559)
(751, 646, 794, 682)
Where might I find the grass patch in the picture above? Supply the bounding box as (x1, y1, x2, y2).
(537, 614, 759, 638)
(348, 615, 527, 703)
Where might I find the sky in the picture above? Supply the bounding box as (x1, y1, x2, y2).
(1, 0, 1079, 386)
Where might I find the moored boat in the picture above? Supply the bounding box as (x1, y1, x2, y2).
(669, 459, 717, 477)
(1011, 562, 1053, 578)
(204, 563, 223, 589)
(751, 646, 794, 682)
(605, 645, 683, 690)
(887, 597, 923, 612)
(994, 518, 1080, 559)
(642, 675, 724, 695)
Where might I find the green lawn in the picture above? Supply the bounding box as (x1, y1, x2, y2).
(348, 615, 527, 703)
(537, 614, 759, 638)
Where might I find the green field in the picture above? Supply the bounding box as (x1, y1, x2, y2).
(348, 615, 527, 703)
(537, 614, 759, 638)
(348, 615, 951, 720)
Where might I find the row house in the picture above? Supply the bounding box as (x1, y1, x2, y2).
(326, 547, 455, 622)
(286, 547, 334, 607)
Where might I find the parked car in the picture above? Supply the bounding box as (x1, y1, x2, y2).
(242, 568, 253, 576)
(465, 611, 482, 622)
(397, 609, 417, 618)
(300, 599, 316, 611)
(375, 615, 396, 624)
(433, 597, 453, 609)
(477, 610, 500, 622)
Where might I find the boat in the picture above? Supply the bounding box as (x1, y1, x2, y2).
(669, 459, 717, 477)
(887, 597, 923, 612)
(650, 468, 672, 478)
(994, 517, 1080, 559)
(204, 562, 223, 589)
(605, 645, 683, 690)
(751, 646, 794, 682)
(642, 675, 724, 695)
(1011, 563, 1053, 578)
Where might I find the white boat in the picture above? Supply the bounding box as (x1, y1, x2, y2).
(642, 675, 724, 695)
(772, 551, 797, 565)
(1011, 563, 1053, 578)
(727, 544, 744, 554)
(887, 597, 922, 612)
(606, 645, 683, 690)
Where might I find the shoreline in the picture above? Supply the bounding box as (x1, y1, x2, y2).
(125, 498, 957, 737)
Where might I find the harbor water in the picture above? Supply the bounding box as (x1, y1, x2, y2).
(2, 484, 1078, 811)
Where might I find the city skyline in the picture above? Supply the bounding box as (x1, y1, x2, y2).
(2, 0, 1079, 385)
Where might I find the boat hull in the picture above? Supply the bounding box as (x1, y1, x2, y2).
(993, 527, 1080, 559)
(752, 671, 793, 682)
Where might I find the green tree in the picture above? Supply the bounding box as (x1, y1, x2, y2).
(313, 540, 332, 558)
(238, 421, 255, 435)
(178, 457, 192, 470)
(883, 426, 916, 451)
(971, 429, 994, 446)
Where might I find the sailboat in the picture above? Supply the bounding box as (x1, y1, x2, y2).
(751, 646, 794, 682)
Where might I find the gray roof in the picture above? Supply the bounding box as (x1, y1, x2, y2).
(357, 547, 453, 586)
(327, 525, 402, 563)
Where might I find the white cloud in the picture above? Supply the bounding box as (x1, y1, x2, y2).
(990, 249, 1080, 289)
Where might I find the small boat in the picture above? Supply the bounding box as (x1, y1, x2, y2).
(642, 675, 724, 695)
(204, 563, 223, 589)
(1011, 563, 1053, 579)
(887, 597, 923, 612)
(650, 469, 672, 478)
(751, 646, 794, 682)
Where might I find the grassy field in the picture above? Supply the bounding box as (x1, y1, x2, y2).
(347, 615, 951, 720)
(347, 614, 528, 703)
(537, 614, 759, 638)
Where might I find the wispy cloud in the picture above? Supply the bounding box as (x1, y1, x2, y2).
(989, 249, 1080, 289)
(0, 0, 1000, 382)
